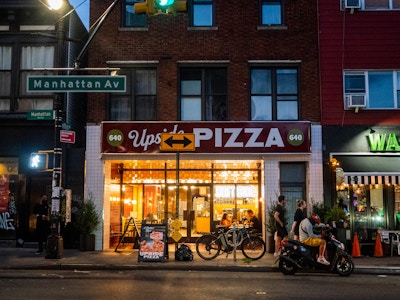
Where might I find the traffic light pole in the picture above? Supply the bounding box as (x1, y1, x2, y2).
(45, 14, 64, 259)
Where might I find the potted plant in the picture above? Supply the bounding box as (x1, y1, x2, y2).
(324, 207, 346, 226)
(76, 195, 100, 251)
(324, 206, 347, 243)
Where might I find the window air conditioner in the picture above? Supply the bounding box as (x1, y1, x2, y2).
(346, 94, 366, 108)
(345, 0, 361, 9)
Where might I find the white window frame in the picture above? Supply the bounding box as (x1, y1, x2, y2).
(343, 70, 400, 109)
(341, 0, 400, 11)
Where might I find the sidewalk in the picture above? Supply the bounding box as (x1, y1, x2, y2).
(1, 246, 400, 275)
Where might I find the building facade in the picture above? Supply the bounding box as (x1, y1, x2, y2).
(86, 0, 323, 250)
(320, 1, 400, 253)
(0, 0, 87, 247)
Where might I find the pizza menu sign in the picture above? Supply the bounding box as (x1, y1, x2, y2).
(101, 121, 311, 154)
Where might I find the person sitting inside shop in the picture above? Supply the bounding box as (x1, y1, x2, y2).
(247, 209, 262, 233)
(220, 213, 232, 227)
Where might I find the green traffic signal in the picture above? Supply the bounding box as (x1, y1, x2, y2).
(156, 0, 175, 7)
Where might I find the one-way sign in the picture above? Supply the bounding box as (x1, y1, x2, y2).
(160, 133, 195, 151)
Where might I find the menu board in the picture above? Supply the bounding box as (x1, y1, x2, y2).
(138, 223, 168, 262)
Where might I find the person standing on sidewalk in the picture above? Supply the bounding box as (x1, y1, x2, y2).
(33, 194, 50, 254)
(274, 195, 288, 257)
(290, 199, 307, 240)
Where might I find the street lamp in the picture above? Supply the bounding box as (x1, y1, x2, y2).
(48, 0, 63, 10)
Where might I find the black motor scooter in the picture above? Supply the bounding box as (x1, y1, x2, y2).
(277, 226, 354, 276)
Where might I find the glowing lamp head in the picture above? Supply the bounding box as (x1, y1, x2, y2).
(47, 0, 63, 10)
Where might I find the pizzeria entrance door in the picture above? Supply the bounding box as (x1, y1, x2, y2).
(167, 185, 211, 242)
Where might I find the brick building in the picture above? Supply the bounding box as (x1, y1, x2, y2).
(86, 0, 323, 250)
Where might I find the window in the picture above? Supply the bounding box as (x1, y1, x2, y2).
(261, 0, 283, 26)
(0, 46, 12, 111)
(109, 68, 157, 120)
(250, 67, 299, 120)
(364, 0, 400, 9)
(342, 0, 400, 10)
(344, 71, 400, 109)
(191, 0, 214, 27)
(180, 67, 227, 121)
(18, 46, 54, 112)
(280, 162, 306, 232)
(124, 0, 147, 27)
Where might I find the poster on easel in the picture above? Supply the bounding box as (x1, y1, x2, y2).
(138, 223, 168, 262)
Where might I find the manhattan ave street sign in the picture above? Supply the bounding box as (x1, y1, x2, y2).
(160, 133, 195, 151)
(27, 75, 126, 92)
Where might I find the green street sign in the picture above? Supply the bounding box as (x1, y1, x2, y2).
(27, 110, 54, 120)
(27, 75, 126, 92)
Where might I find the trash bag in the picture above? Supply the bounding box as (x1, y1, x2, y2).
(175, 243, 194, 261)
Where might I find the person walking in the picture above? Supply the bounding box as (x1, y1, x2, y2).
(33, 194, 50, 254)
(274, 195, 288, 257)
(290, 199, 307, 240)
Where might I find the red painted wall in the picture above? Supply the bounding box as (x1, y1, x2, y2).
(319, 1, 400, 125)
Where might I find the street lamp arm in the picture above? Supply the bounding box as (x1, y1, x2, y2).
(74, 0, 120, 69)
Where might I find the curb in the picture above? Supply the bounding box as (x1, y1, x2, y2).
(2, 263, 399, 275)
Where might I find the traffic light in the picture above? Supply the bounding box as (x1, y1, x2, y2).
(134, 0, 187, 15)
(30, 153, 48, 170)
(134, 0, 156, 15)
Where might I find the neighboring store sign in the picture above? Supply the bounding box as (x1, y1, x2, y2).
(138, 223, 168, 262)
(368, 133, 400, 152)
(102, 121, 311, 154)
(27, 75, 126, 92)
(160, 133, 195, 151)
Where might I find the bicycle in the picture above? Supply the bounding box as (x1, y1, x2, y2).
(196, 224, 266, 260)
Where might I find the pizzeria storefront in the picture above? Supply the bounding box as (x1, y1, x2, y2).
(85, 121, 322, 250)
(324, 126, 400, 255)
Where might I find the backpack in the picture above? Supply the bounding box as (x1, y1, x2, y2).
(175, 244, 194, 261)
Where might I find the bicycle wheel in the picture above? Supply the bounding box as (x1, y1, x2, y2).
(196, 234, 221, 260)
(241, 236, 266, 260)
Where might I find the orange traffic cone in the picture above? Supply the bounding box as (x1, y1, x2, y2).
(374, 233, 384, 257)
(352, 232, 361, 257)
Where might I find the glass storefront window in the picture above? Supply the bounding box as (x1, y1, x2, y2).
(106, 159, 262, 248)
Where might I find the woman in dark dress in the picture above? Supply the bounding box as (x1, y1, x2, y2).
(290, 199, 306, 241)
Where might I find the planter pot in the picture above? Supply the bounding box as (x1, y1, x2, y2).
(79, 234, 95, 251)
(267, 234, 275, 253)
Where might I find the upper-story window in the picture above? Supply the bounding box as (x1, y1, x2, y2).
(124, 0, 147, 27)
(0, 46, 12, 111)
(191, 0, 215, 27)
(344, 71, 400, 109)
(1, 45, 55, 113)
(251, 67, 299, 120)
(180, 67, 227, 120)
(109, 68, 157, 120)
(343, 0, 400, 10)
(261, 0, 283, 26)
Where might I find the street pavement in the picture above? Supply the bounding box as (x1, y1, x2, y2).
(1, 245, 400, 275)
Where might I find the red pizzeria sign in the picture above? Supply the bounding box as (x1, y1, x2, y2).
(101, 121, 311, 154)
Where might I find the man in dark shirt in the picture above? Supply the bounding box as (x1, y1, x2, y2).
(247, 210, 262, 233)
(274, 195, 288, 257)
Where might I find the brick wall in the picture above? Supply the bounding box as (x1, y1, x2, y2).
(88, 0, 320, 123)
